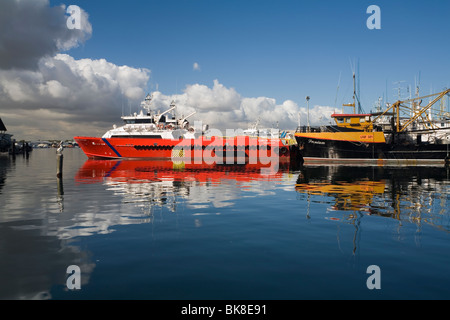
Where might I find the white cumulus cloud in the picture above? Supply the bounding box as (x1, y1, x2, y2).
(0, 54, 150, 138)
(149, 80, 334, 132)
(0, 0, 92, 70)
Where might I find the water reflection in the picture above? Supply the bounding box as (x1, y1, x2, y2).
(2, 149, 449, 300)
(295, 165, 450, 230)
(75, 159, 292, 214)
(0, 223, 94, 299)
(0, 156, 9, 194)
(0, 152, 95, 299)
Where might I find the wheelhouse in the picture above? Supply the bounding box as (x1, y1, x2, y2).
(331, 113, 374, 131)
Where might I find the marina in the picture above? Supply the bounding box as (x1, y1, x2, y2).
(1, 80, 450, 301)
(1, 80, 450, 302)
(1, 0, 450, 305)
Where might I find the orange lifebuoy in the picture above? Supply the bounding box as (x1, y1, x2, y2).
(157, 123, 164, 130)
(165, 124, 174, 130)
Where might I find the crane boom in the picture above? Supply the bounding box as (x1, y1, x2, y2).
(373, 88, 450, 132)
(399, 88, 450, 132)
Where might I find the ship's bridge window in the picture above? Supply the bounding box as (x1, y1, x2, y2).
(135, 119, 153, 124)
(124, 119, 153, 124)
(336, 117, 344, 123)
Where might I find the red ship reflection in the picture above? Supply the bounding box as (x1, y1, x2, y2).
(75, 159, 292, 185)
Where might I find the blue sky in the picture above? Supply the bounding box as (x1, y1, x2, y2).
(1, 0, 449, 139)
(59, 0, 450, 110)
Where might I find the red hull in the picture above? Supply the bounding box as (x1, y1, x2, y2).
(74, 136, 296, 162)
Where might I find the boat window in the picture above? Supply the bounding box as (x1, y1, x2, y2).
(336, 118, 344, 123)
(124, 119, 154, 124)
(135, 119, 153, 124)
(345, 118, 351, 123)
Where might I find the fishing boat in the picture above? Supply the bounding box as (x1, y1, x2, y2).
(243, 118, 283, 138)
(75, 93, 298, 163)
(295, 82, 450, 166)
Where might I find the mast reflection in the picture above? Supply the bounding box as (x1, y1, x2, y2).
(295, 165, 449, 256)
(295, 165, 450, 227)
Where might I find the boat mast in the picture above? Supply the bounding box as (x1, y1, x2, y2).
(141, 93, 153, 115)
(306, 96, 310, 132)
(342, 73, 356, 114)
(353, 73, 357, 114)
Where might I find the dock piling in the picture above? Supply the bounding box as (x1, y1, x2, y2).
(56, 153, 63, 178)
(56, 141, 64, 178)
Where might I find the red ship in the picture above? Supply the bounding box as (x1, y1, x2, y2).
(74, 94, 299, 164)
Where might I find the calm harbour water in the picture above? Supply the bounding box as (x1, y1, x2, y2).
(0, 148, 449, 300)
